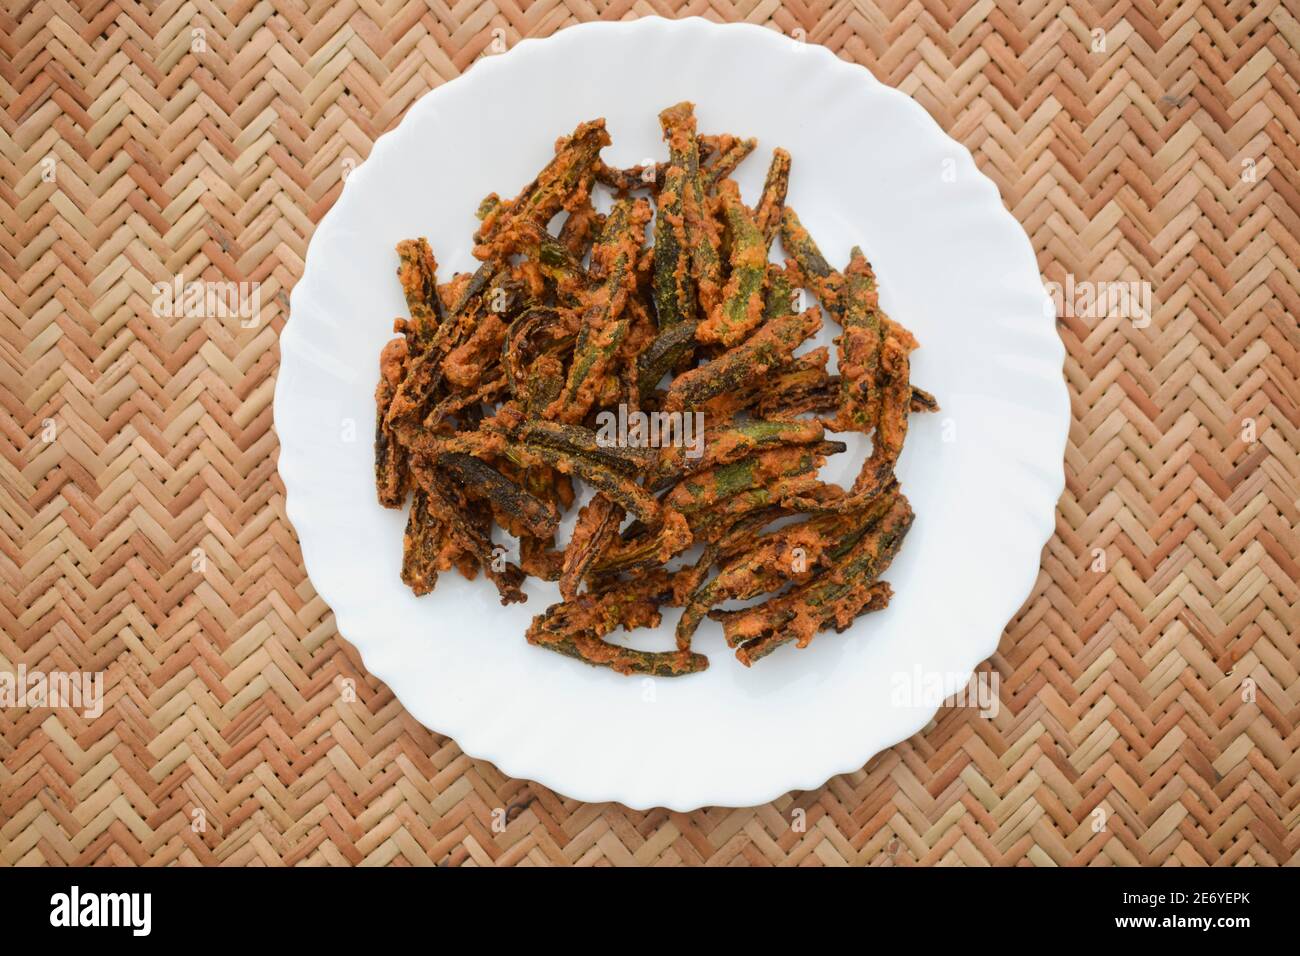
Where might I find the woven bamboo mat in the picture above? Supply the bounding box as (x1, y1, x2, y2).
(1, 1, 1297, 867)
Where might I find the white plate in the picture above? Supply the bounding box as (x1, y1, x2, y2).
(275, 17, 1068, 810)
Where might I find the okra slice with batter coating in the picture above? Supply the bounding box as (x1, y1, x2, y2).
(703, 136, 757, 188)
(754, 148, 791, 250)
(664, 308, 822, 411)
(653, 105, 698, 329)
(848, 332, 914, 499)
(521, 442, 662, 526)
(527, 600, 712, 676)
(910, 385, 940, 413)
(474, 118, 610, 256)
(436, 452, 560, 539)
(375, 336, 410, 508)
(521, 419, 655, 475)
(664, 441, 844, 518)
(395, 238, 445, 344)
(763, 264, 797, 321)
(676, 494, 895, 648)
(834, 246, 888, 432)
(558, 495, 623, 600)
(400, 487, 461, 596)
(718, 495, 913, 664)
(652, 418, 826, 489)
(696, 180, 768, 346)
(526, 585, 709, 677)
(552, 198, 651, 422)
(410, 457, 527, 604)
(635, 321, 698, 397)
(662, 103, 725, 316)
(779, 207, 844, 314)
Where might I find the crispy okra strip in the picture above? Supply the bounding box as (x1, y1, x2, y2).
(502, 308, 575, 401)
(754, 148, 791, 250)
(535, 232, 588, 304)
(559, 495, 623, 600)
(558, 194, 602, 259)
(436, 452, 560, 539)
(526, 582, 709, 677)
(848, 333, 914, 498)
(522, 572, 707, 676)
(385, 262, 503, 432)
(595, 160, 660, 193)
(407, 458, 527, 604)
(717, 495, 913, 663)
(763, 264, 796, 321)
(535, 633, 709, 676)
(521, 442, 661, 526)
(834, 247, 887, 432)
(910, 385, 939, 413)
(400, 487, 460, 595)
(521, 419, 655, 475)
(375, 336, 410, 508)
(396, 239, 445, 343)
(652, 418, 825, 489)
(697, 180, 768, 346)
(653, 105, 698, 329)
(664, 308, 821, 411)
(780, 207, 844, 314)
(677, 495, 895, 648)
(635, 321, 697, 397)
(664, 441, 844, 517)
(703, 137, 757, 188)
(474, 119, 610, 256)
(552, 198, 651, 422)
(661, 103, 726, 316)
(423, 375, 505, 430)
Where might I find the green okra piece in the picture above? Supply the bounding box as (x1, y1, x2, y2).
(415, 463, 527, 605)
(763, 264, 796, 321)
(780, 206, 844, 314)
(501, 307, 573, 400)
(664, 441, 844, 516)
(474, 119, 610, 253)
(676, 500, 893, 648)
(910, 385, 939, 413)
(374, 337, 409, 508)
(754, 148, 791, 250)
(697, 179, 768, 346)
(558, 495, 623, 600)
(555, 198, 650, 422)
(386, 261, 503, 431)
(395, 239, 445, 344)
(520, 419, 654, 475)
(653, 106, 698, 329)
(636, 321, 698, 397)
(521, 442, 661, 526)
(718, 495, 914, 664)
(684, 474, 823, 541)
(661, 103, 725, 316)
(536, 232, 588, 304)
(436, 452, 560, 539)
(652, 418, 826, 490)
(526, 577, 708, 677)
(399, 487, 448, 596)
(664, 308, 821, 411)
(533, 633, 709, 677)
(835, 246, 886, 432)
(595, 160, 660, 193)
(703, 137, 757, 188)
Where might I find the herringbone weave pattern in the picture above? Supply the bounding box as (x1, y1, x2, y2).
(1, 0, 1297, 867)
